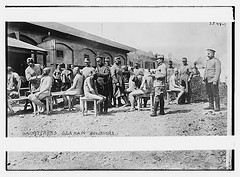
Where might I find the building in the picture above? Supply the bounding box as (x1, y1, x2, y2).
(127, 50, 157, 69)
(7, 22, 136, 76)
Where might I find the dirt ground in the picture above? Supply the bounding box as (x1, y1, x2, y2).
(7, 101, 228, 137)
(7, 150, 227, 170)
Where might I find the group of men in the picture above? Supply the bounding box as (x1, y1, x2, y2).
(7, 48, 222, 115)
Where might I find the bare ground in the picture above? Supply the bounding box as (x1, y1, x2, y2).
(7, 101, 228, 137)
(7, 150, 227, 170)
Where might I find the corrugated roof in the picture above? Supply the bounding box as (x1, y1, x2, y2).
(29, 22, 136, 52)
(8, 37, 47, 52)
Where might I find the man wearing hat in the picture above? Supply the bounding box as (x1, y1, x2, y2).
(104, 56, 114, 107)
(25, 57, 42, 93)
(150, 54, 167, 116)
(82, 58, 95, 79)
(111, 56, 129, 107)
(203, 49, 221, 111)
(179, 57, 192, 104)
(166, 60, 174, 87)
(95, 56, 111, 113)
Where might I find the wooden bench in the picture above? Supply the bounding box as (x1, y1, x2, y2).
(166, 90, 181, 105)
(136, 93, 153, 111)
(80, 97, 99, 116)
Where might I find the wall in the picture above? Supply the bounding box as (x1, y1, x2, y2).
(7, 24, 129, 69)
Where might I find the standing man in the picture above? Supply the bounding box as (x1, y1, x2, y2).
(25, 57, 42, 93)
(111, 57, 129, 107)
(150, 55, 167, 116)
(104, 56, 113, 107)
(60, 63, 72, 91)
(179, 57, 192, 104)
(203, 49, 221, 111)
(95, 56, 111, 114)
(82, 58, 95, 79)
(166, 60, 175, 86)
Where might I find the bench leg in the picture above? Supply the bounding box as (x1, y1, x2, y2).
(46, 98, 50, 114)
(81, 100, 85, 116)
(94, 100, 97, 116)
(137, 97, 140, 111)
(167, 92, 170, 105)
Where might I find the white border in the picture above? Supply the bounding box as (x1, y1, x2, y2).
(0, 1, 238, 177)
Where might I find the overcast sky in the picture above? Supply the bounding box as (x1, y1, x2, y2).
(62, 22, 231, 81)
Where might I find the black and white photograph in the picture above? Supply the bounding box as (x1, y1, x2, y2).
(6, 150, 230, 170)
(6, 21, 232, 137)
(1, 4, 237, 175)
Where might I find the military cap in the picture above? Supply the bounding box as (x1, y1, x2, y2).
(96, 56, 103, 62)
(105, 57, 111, 62)
(27, 57, 34, 63)
(207, 48, 216, 53)
(156, 54, 164, 59)
(84, 58, 90, 63)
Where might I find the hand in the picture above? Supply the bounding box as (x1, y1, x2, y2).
(116, 83, 120, 86)
(90, 89, 94, 93)
(213, 81, 217, 85)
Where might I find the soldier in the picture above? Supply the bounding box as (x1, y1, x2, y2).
(104, 57, 114, 108)
(203, 49, 221, 111)
(25, 57, 42, 93)
(111, 57, 129, 107)
(95, 56, 111, 114)
(179, 57, 192, 104)
(166, 60, 174, 86)
(150, 55, 167, 116)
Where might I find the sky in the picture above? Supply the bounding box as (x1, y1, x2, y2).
(62, 22, 231, 81)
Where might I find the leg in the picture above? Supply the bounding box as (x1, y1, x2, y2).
(204, 82, 214, 110)
(159, 93, 165, 115)
(212, 82, 220, 111)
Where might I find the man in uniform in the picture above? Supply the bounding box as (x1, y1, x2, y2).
(166, 60, 175, 86)
(179, 57, 192, 104)
(150, 55, 167, 116)
(104, 57, 113, 107)
(203, 49, 221, 111)
(111, 57, 129, 107)
(95, 56, 111, 114)
(25, 57, 42, 93)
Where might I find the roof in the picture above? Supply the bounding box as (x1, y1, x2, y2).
(29, 22, 136, 52)
(8, 37, 47, 52)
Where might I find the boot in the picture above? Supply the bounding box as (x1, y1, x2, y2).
(214, 96, 221, 112)
(117, 97, 123, 107)
(150, 101, 159, 117)
(204, 96, 214, 110)
(159, 96, 165, 115)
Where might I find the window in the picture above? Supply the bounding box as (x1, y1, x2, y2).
(56, 50, 64, 58)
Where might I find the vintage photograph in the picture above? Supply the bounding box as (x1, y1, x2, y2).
(6, 150, 231, 170)
(6, 22, 232, 137)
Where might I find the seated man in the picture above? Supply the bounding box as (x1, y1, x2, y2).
(62, 67, 84, 109)
(7, 66, 21, 113)
(28, 67, 52, 113)
(169, 68, 185, 104)
(83, 72, 106, 110)
(129, 70, 153, 111)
